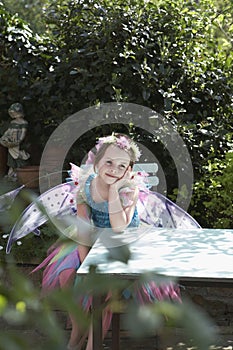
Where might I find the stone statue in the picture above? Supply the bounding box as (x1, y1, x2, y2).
(0, 103, 30, 179)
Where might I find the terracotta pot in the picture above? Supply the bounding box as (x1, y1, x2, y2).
(0, 144, 8, 177)
(16, 165, 40, 189)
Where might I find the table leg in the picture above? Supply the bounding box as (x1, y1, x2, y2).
(112, 313, 120, 350)
(92, 294, 103, 350)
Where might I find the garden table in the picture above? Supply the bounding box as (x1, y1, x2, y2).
(77, 227, 233, 350)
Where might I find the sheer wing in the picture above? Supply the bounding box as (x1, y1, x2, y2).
(6, 163, 200, 253)
(0, 185, 24, 212)
(6, 164, 92, 253)
(138, 190, 201, 229)
(6, 182, 76, 253)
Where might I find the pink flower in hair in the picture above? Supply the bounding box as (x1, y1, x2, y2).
(116, 136, 130, 149)
(86, 150, 95, 164)
(96, 133, 141, 161)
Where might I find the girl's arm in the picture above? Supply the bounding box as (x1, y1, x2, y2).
(76, 203, 91, 263)
(108, 171, 139, 232)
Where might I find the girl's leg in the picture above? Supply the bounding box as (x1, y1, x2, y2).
(59, 269, 87, 349)
(68, 314, 88, 350)
(102, 307, 112, 339)
(85, 324, 93, 350)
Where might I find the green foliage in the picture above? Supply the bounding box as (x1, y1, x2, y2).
(0, 180, 220, 349)
(191, 150, 233, 228)
(212, 0, 233, 61)
(0, 259, 217, 349)
(2, 0, 48, 33)
(0, 225, 57, 263)
(0, 2, 231, 345)
(0, 262, 61, 349)
(0, 4, 54, 155)
(0, 261, 87, 350)
(0, 0, 232, 216)
(39, 0, 232, 129)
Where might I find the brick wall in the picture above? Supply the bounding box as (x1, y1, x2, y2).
(183, 285, 233, 328)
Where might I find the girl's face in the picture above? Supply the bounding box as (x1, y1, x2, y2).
(96, 145, 131, 184)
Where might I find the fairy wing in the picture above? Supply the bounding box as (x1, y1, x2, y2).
(131, 164, 200, 228)
(137, 190, 201, 229)
(6, 182, 76, 253)
(0, 185, 24, 212)
(6, 162, 200, 253)
(6, 163, 93, 253)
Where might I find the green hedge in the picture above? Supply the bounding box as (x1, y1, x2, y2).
(0, 0, 232, 226)
(191, 151, 233, 228)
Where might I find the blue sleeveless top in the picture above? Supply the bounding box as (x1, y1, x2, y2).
(84, 174, 140, 228)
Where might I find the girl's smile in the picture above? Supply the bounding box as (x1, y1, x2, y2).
(105, 173, 118, 178)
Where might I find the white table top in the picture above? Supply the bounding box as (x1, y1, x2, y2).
(77, 227, 233, 284)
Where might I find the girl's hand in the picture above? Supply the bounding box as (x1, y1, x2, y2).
(110, 169, 134, 191)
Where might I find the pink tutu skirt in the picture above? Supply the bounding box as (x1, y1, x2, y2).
(33, 241, 181, 304)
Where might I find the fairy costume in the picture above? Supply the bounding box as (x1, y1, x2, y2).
(77, 173, 140, 229)
(6, 134, 201, 346)
(5, 163, 200, 350)
(29, 162, 186, 305)
(33, 170, 140, 291)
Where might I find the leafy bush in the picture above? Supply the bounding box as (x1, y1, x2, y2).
(1, 0, 232, 168)
(0, 256, 217, 350)
(191, 150, 233, 228)
(0, 0, 232, 215)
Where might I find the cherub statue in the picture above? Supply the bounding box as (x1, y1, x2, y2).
(0, 103, 30, 179)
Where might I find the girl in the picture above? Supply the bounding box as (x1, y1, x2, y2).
(0, 103, 30, 179)
(36, 133, 181, 350)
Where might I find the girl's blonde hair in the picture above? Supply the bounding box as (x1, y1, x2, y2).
(93, 133, 141, 171)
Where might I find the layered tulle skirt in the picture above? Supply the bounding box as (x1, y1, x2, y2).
(33, 239, 181, 305)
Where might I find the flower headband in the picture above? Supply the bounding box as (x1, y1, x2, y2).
(86, 133, 141, 164)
